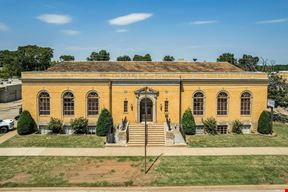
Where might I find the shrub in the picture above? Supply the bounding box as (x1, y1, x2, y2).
(202, 117, 217, 135)
(71, 117, 89, 134)
(47, 117, 63, 134)
(17, 110, 37, 135)
(232, 120, 243, 134)
(96, 108, 113, 136)
(182, 108, 196, 135)
(273, 112, 288, 123)
(258, 111, 272, 134)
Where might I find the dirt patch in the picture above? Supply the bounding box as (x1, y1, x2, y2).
(50, 159, 160, 186)
(5, 172, 31, 183)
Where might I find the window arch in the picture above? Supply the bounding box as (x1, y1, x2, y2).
(193, 92, 204, 115)
(217, 92, 228, 115)
(87, 91, 99, 115)
(38, 91, 50, 115)
(241, 92, 251, 115)
(63, 91, 74, 115)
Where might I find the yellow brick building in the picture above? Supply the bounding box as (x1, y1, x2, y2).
(21, 61, 268, 140)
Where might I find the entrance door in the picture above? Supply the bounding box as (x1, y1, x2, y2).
(140, 98, 153, 122)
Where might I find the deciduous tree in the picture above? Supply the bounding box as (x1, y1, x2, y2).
(117, 55, 131, 61)
(87, 50, 110, 61)
(133, 54, 152, 61)
(217, 53, 237, 65)
(59, 55, 75, 61)
(238, 54, 259, 72)
(163, 55, 175, 61)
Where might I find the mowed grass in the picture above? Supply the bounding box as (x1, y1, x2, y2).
(187, 123, 288, 147)
(0, 134, 105, 148)
(0, 156, 287, 187)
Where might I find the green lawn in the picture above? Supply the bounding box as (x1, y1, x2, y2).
(0, 156, 287, 187)
(187, 123, 288, 147)
(0, 134, 105, 148)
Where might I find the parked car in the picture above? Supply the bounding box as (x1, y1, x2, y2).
(0, 119, 14, 133)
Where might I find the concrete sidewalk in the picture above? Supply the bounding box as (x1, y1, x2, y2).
(0, 130, 17, 144)
(0, 185, 286, 192)
(0, 147, 288, 156)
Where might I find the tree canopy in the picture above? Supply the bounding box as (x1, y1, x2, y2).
(238, 54, 259, 72)
(0, 45, 53, 77)
(87, 50, 110, 61)
(163, 55, 175, 61)
(217, 53, 237, 65)
(59, 55, 75, 61)
(133, 54, 152, 61)
(217, 53, 260, 72)
(268, 74, 288, 107)
(117, 55, 131, 61)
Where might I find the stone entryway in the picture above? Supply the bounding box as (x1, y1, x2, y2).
(135, 87, 159, 123)
(140, 98, 153, 122)
(128, 124, 165, 146)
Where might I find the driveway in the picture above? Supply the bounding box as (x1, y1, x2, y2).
(0, 99, 21, 120)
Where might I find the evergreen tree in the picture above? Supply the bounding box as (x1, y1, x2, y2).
(181, 108, 196, 135)
(17, 110, 37, 135)
(258, 111, 272, 134)
(96, 108, 113, 136)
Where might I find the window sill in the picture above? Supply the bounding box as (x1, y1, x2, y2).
(240, 115, 251, 117)
(216, 115, 228, 117)
(193, 114, 204, 117)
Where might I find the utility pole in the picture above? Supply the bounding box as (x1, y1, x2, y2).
(144, 86, 148, 174)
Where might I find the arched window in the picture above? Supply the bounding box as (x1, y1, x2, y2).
(193, 92, 204, 115)
(241, 92, 251, 115)
(39, 91, 50, 115)
(87, 91, 99, 115)
(217, 92, 228, 115)
(63, 91, 74, 115)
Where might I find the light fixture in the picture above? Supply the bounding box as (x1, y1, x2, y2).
(130, 104, 133, 111)
(160, 103, 163, 111)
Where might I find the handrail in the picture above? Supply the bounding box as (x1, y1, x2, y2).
(165, 114, 172, 131)
(179, 124, 186, 142)
(117, 117, 129, 144)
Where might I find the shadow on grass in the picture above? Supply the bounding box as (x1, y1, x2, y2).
(145, 153, 163, 174)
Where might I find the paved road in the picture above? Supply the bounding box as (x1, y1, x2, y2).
(0, 185, 286, 192)
(0, 147, 288, 156)
(0, 100, 21, 120)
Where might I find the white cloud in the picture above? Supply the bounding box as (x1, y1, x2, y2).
(37, 14, 72, 25)
(257, 18, 288, 24)
(190, 20, 218, 25)
(0, 22, 9, 31)
(116, 29, 128, 33)
(61, 29, 80, 35)
(109, 13, 153, 26)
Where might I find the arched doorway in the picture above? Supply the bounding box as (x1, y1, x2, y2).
(140, 98, 153, 122)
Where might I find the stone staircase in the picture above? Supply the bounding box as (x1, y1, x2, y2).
(128, 123, 165, 146)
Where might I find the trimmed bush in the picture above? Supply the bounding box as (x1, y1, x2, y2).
(71, 117, 89, 134)
(17, 110, 37, 135)
(96, 108, 113, 136)
(182, 108, 196, 135)
(47, 117, 63, 134)
(258, 111, 272, 134)
(203, 117, 217, 135)
(232, 120, 243, 134)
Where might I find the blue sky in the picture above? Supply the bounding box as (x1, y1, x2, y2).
(0, 0, 288, 63)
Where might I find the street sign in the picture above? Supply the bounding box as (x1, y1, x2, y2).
(268, 99, 275, 108)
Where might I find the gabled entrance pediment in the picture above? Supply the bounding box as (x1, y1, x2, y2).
(134, 87, 159, 98)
